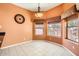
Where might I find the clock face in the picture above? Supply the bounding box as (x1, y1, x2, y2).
(14, 14, 25, 24)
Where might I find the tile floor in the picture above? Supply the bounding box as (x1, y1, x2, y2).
(0, 40, 73, 56)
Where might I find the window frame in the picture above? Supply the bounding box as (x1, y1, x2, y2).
(47, 21, 62, 38)
(66, 14, 79, 43)
(34, 22, 44, 35)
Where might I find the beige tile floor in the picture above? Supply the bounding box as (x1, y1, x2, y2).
(0, 40, 73, 56)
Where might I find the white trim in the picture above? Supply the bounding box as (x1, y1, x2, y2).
(46, 40, 76, 56)
(62, 46, 76, 56)
(0, 40, 32, 49)
(46, 40, 62, 46)
(0, 40, 76, 56)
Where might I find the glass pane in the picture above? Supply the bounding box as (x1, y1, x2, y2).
(67, 19, 79, 42)
(48, 22, 61, 37)
(68, 27, 78, 42)
(35, 24, 44, 28)
(68, 19, 79, 27)
(35, 24, 44, 35)
(35, 29, 43, 35)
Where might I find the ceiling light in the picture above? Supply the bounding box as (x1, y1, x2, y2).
(35, 3, 43, 18)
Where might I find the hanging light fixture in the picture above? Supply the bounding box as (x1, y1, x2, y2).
(35, 3, 43, 18)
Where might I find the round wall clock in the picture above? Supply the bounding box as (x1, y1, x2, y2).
(14, 14, 25, 24)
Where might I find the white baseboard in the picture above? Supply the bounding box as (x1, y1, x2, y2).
(0, 40, 76, 56)
(0, 40, 32, 49)
(46, 40, 62, 47)
(62, 46, 76, 56)
(46, 40, 76, 56)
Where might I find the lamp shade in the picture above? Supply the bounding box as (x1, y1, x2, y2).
(35, 12, 43, 18)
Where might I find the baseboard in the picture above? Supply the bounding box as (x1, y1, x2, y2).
(0, 40, 32, 49)
(0, 40, 76, 56)
(46, 40, 62, 47)
(45, 40, 76, 56)
(62, 46, 76, 56)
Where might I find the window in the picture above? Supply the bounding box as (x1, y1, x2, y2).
(67, 19, 79, 42)
(35, 23, 44, 35)
(48, 22, 61, 37)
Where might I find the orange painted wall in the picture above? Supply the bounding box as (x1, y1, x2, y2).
(0, 4, 33, 47)
(0, 3, 79, 56)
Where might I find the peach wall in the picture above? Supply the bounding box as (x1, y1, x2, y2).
(1, 3, 78, 55)
(0, 3, 32, 47)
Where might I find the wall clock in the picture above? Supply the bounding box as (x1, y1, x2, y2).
(14, 14, 25, 24)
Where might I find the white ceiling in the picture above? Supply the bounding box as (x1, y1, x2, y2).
(13, 3, 61, 12)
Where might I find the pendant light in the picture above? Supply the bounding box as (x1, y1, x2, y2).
(35, 3, 43, 18)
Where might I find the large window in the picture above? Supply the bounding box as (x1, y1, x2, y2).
(48, 22, 61, 37)
(67, 19, 79, 42)
(35, 23, 44, 35)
